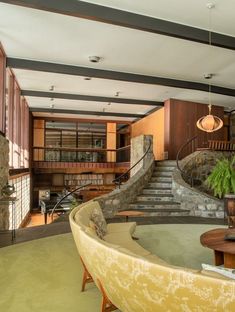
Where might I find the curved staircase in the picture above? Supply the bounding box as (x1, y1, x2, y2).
(128, 161, 190, 217)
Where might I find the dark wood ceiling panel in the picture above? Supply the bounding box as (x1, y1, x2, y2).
(29, 107, 146, 118)
(22, 90, 163, 106)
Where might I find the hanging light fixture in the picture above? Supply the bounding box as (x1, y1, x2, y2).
(196, 3, 223, 133)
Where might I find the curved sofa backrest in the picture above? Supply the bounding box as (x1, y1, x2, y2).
(70, 205, 235, 312)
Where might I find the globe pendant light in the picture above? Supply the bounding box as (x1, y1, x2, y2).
(196, 3, 223, 133)
(196, 103, 223, 133)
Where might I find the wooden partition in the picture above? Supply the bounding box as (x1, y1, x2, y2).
(164, 99, 225, 159)
(131, 108, 165, 160)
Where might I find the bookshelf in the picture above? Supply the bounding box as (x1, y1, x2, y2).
(64, 174, 104, 187)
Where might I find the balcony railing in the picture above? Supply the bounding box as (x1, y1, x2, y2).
(33, 146, 130, 163)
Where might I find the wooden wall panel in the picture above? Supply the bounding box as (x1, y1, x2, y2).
(131, 107, 165, 160)
(164, 99, 225, 160)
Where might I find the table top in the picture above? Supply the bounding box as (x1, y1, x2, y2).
(200, 228, 235, 255)
(116, 210, 144, 217)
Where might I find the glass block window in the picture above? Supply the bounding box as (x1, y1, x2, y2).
(9, 174, 30, 229)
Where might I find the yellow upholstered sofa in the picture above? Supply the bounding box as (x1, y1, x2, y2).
(69, 200, 235, 312)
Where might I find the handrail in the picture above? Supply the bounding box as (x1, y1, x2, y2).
(112, 140, 152, 188)
(33, 146, 117, 152)
(116, 145, 131, 151)
(50, 183, 91, 221)
(176, 136, 198, 186)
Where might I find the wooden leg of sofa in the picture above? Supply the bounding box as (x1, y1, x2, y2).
(97, 279, 117, 312)
(80, 257, 94, 292)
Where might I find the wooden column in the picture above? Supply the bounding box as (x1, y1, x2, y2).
(106, 123, 116, 162)
(33, 119, 45, 161)
(6, 70, 14, 168)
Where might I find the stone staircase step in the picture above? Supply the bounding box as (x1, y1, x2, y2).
(155, 167, 175, 172)
(152, 171, 173, 177)
(150, 176, 172, 182)
(148, 182, 172, 188)
(130, 210, 190, 217)
(142, 188, 172, 195)
(156, 161, 176, 167)
(137, 195, 174, 202)
(129, 201, 180, 210)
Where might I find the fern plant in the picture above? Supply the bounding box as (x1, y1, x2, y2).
(206, 155, 235, 198)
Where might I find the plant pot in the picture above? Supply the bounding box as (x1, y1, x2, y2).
(224, 194, 235, 228)
(1, 183, 15, 197)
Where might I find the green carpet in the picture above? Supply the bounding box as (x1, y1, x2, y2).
(0, 224, 225, 312)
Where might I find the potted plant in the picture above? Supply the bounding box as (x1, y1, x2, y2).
(206, 155, 235, 227)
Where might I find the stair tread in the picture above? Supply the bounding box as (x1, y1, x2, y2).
(143, 187, 172, 190)
(139, 194, 173, 197)
(130, 201, 180, 205)
(127, 208, 189, 212)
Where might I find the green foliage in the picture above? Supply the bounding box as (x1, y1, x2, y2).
(206, 155, 235, 198)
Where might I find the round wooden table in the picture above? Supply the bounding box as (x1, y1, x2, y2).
(200, 228, 235, 269)
(116, 210, 144, 222)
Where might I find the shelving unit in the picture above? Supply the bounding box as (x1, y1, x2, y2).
(64, 174, 104, 186)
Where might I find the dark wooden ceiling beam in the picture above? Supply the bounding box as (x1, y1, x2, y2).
(7, 58, 235, 97)
(29, 107, 146, 118)
(1, 0, 235, 50)
(21, 90, 163, 106)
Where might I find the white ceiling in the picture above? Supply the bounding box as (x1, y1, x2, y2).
(82, 0, 235, 36)
(0, 0, 235, 120)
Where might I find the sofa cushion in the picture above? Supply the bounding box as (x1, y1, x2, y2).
(107, 222, 136, 235)
(89, 220, 105, 239)
(90, 204, 107, 237)
(74, 201, 99, 227)
(104, 232, 151, 257)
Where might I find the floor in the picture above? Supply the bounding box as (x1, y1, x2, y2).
(0, 224, 228, 312)
(26, 211, 59, 227)
(0, 213, 227, 248)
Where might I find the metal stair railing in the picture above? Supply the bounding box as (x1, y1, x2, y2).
(50, 183, 91, 221)
(176, 136, 198, 187)
(112, 140, 152, 188)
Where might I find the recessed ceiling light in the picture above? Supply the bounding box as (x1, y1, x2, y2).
(89, 56, 101, 63)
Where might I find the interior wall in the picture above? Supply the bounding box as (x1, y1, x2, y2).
(230, 112, 235, 140)
(131, 108, 165, 160)
(164, 99, 225, 160)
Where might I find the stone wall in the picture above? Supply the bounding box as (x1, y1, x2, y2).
(181, 150, 234, 193)
(0, 134, 9, 229)
(96, 135, 154, 217)
(171, 151, 233, 218)
(130, 135, 153, 176)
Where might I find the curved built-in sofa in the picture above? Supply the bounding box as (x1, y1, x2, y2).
(69, 200, 235, 312)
